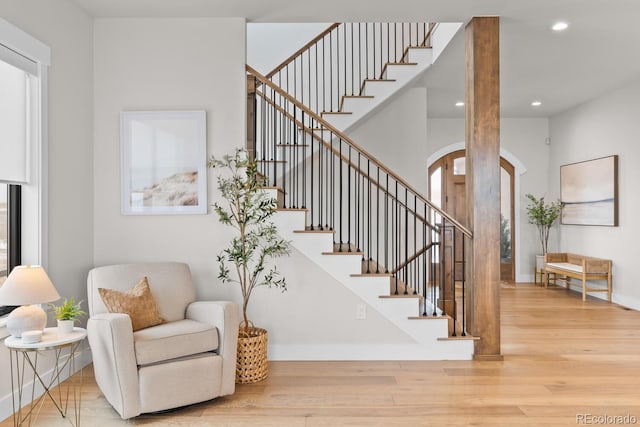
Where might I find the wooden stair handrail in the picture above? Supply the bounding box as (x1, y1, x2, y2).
(391, 242, 437, 275)
(255, 90, 435, 228)
(265, 23, 341, 79)
(247, 64, 472, 238)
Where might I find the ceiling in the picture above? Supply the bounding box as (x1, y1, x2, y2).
(70, 0, 640, 118)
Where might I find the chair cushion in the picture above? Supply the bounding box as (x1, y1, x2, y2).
(133, 319, 219, 366)
(98, 276, 165, 331)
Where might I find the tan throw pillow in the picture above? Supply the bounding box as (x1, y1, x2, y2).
(98, 276, 165, 331)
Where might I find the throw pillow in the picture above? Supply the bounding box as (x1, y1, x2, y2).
(98, 276, 165, 331)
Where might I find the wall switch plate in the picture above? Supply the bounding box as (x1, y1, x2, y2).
(356, 304, 366, 320)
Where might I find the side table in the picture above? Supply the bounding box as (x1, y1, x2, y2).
(4, 327, 87, 426)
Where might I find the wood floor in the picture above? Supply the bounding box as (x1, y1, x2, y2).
(3, 282, 640, 426)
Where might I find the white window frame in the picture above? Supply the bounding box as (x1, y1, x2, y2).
(0, 18, 50, 291)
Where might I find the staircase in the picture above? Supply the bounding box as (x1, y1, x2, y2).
(248, 23, 476, 360)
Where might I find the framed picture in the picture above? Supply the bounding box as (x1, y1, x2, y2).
(560, 155, 618, 226)
(121, 111, 207, 215)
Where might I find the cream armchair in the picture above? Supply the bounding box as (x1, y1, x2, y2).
(86, 262, 239, 419)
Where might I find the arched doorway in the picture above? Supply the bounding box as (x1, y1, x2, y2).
(428, 150, 515, 281)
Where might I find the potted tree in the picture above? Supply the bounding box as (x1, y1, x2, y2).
(210, 149, 290, 384)
(50, 298, 86, 334)
(525, 194, 563, 273)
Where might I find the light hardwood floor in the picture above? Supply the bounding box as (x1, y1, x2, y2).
(3, 283, 640, 426)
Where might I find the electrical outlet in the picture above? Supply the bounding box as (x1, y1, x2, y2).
(356, 304, 366, 320)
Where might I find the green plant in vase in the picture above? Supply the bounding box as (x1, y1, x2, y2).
(50, 298, 86, 333)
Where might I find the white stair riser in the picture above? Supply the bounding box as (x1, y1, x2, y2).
(407, 48, 433, 63)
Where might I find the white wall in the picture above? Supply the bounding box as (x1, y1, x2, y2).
(92, 17, 410, 360)
(426, 117, 550, 281)
(549, 79, 640, 309)
(247, 23, 330, 75)
(0, 0, 94, 420)
(348, 87, 429, 193)
(93, 17, 246, 299)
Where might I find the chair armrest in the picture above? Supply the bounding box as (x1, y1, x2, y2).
(186, 301, 240, 395)
(87, 313, 141, 419)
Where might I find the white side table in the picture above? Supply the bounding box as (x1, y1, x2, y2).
(4, 327, 87, 426)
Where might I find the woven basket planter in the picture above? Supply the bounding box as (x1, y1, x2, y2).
(236, 326, 268, 384)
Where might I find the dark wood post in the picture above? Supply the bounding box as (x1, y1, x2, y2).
(465, 17, 503, 360)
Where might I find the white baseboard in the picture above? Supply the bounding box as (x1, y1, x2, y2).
(0, 346, 92, 423)
(268, 343, 474, 361)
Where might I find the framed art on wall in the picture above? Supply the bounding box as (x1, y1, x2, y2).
(121, 111, 207, 215)
(560, 155, 618, 226)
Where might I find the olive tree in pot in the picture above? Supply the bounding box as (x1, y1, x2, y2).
(210, 149, 290, 384)
(525, 194, 563, 272)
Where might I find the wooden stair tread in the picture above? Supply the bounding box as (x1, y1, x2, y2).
(408, 315, 450, 320)
(351, 273, 392, 277)
(363, 78, 396, 83)
(321, 111, 353, 116)
(256, 159, 287, 163)
(276, 207, 308, 212)
(276, 143, 310, 148)
(294, 228, 335, 234)
(333, 242, 359, 252)
(437, 335, 480, 341)
(385, 62, 418, 66)
(379, 294, 422, 299)
(342, 95, 374, 99)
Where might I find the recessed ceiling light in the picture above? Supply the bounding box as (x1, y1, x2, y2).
(455, 101, 464, 107)
(552, 22, 568, 31)
(531, 101, 542, 107)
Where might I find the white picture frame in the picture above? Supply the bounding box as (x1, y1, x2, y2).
(120, 111, 207, 215)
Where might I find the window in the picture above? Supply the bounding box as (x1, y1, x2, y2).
(1, 18, 49, 319)
(0, 184, 20, 317)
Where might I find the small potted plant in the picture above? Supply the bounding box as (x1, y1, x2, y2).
(50, 298, 86, 334)
(210, 148, 290, 384)
(525, 194, 563, 271)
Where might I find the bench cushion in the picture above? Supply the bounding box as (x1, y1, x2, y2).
(546, 262, 583, 273)
(133, 319, 219, 366)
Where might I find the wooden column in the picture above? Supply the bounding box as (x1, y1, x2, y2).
(464, 17, 503, 360)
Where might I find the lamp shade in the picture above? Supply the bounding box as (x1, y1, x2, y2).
(0, 265, 60, 305)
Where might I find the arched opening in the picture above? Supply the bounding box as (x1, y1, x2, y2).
(428, 150, 516, 281)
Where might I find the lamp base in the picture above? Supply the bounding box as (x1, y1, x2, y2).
(6, 305, 47, 338)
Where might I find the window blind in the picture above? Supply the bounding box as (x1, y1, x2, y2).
(0, 43, 35, 184)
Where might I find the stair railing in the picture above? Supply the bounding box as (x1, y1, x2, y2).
(248, 65, 472, 336)
(264, 22, 435, 115)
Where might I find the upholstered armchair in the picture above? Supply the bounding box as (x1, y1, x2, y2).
(86, 262, 239, 419)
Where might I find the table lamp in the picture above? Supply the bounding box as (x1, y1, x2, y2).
(0, 265, 61, 338)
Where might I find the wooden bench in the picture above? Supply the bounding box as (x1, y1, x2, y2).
(544, 253, 612, 302)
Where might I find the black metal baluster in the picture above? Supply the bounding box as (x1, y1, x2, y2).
(372, 22, 376, 79)
(461, 236, 466, 336)
(452, 224, 457, 337)
(367, 159, 372, 273)
(347, 146, 352, 252)
(376, 167, 380, 273)
(339, 138, 343, 251)
(318, 127, 323, 229)
(404, 189, 408, 295)
(414, 196, 417, 294)
(394, 180, 399, 295)
(310, 119, 315, 230)
(302, 111, 306, 209)
(355, 152, 360, 251)
(351, 23, 355, 96)
(322, 37, 326, 113)
(423, 205, 428, 316)
(329, 30, 333, 112)
(365, 23, 369, 79)
(384, 174, 389, 273)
